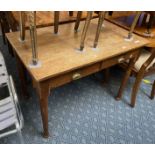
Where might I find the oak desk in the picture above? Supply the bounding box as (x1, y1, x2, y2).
(6, 19, 149, 138)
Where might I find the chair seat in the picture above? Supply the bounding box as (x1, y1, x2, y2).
(134, 49, 155, 71)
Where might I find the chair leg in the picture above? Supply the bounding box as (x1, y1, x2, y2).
(127, 11, 141, 39)
(146, 13, 155, 35)
(29, 11, 38, 65)
(0, 12, 10, 44)
(150, 80, 155, 99)
(116, 54, 139, 101)
(74, 11, 82, 32)
(94, 11, 106, 48)
(19, 11, 25, 41)
(69, 11, 73, 16)
(108, 11, 113, 16)
(54, 11, 59, 34)
(80, 11, 93, 51)
(130, 70, 145, 107)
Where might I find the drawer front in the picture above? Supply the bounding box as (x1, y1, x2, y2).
(50, 62, 101, 88)
(101, 50, 138, 69)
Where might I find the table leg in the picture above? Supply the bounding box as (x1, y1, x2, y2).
(103, 68, 110, 83)
(36, 82, 50, 138)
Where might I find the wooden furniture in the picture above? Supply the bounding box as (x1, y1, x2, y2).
(151, 80, 155, 99)
(19, 11, 70, 42)
(0, 12, 18, 43)
(6, 19, 149, 138)
(0, 11, 99, 44)
(76, 11, 106, 51)
(116, 48, 155, 107)
(79, 11, 93, 51)
(105, 12, 155, 107)
(106, 12, 155, 39)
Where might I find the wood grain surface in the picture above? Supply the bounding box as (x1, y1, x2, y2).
(6, 19, 149, 82)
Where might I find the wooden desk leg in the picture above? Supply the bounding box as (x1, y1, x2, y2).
(151, 80, 155, 99)
(15, 53, 29, 98)
(116, 53, 139, 101)
(74, 11, 82, 32)
(54, 11, 59, 34)
(37, 82, 50, 138)
(103, 68, 110, 83)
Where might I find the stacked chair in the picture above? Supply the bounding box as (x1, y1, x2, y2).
(0, 51, 24, 142)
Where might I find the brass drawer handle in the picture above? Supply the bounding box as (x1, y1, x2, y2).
(118, 57, 125, 63)
(72, 73, 81, 80)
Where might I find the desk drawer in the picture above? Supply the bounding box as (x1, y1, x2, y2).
(101, 50, 138, 69)
(50, 62, 101, 88)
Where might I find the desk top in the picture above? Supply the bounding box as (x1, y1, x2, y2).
(6, 19, 149, 82)
(106, 12, 155, 48)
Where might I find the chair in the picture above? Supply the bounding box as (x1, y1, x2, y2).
(0, 11, 19, 44)
(75, 11, 106, 51)
(106, 11, 155, 38)
(151, 80, 155, 99)
(142, 12, 155, 37)
(0, 51, 24, 141)
(116, 48, 155, 107)
(0, 11, 76, 44)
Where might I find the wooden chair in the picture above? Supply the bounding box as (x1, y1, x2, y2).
(106, 11, 155, 38)
(143, 12, 155, 36)
(116, 48, 155, 107)
(1, 11, 79, 44)
(102, 11, 155, 107)
(0, 12, 18, 44)
(19, 11, 60, 42)
(151, 80, 155, 99)
(76, 11, 106, 51)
